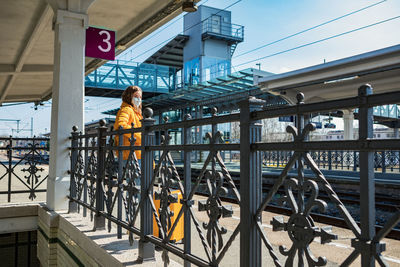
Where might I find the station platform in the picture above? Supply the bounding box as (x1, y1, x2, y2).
(61, 194, 400, 266)
(0, 185, 399, 266)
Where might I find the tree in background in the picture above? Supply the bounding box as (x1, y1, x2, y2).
(230, 118, 291, 143)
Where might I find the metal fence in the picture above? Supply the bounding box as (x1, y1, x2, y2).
(0, 137, 49, 202)
(69, 84, 400, 266)
(263, 150, 400, 173)
(201, 18, 244, 41)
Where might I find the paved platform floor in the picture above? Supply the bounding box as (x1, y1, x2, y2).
(62, 194, 400, 266)
(62, 212, 182, 267)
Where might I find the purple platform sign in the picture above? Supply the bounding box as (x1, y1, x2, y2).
(85, 26, 115, 60)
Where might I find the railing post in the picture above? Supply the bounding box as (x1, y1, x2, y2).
(326, 151, 330, 170)
(83, 136, 89, 217)
(7, 136, 12, 203)
(183, 113, 192, 267)
(357, 84, 376, 266)
(139, 108, 155, 262)
(94, 120, 106, 230)
(69, 126, 79, 213)
(353, 151, 357, 171)
(276, 150, 280, 168)
(340, 150, 344, 170)
(381, 151, 386, 173)
(239, 96, 264, 267)
(211, 107, 218, 169)
(117, 126, 124, 239)
(295, 93, 307, 262)
(180, 108, 185, 162)
(199, 105, 203, 162)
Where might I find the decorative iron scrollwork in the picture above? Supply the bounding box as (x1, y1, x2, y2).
(104, 134, 118, 232)
(154, 135, 180, 241)
(194, 130, 238, 264)
(21, 143, 46, 200)
(72, 136, 85, 206)
(152, 131, 183, 265)
(272, 179, 337, 266)
(274, 124, 337, 266)
(198, 170, 233, 252)
(121, 130, 141, 245)
(87, 137, 98, 221)
(256, 123, 340, 266)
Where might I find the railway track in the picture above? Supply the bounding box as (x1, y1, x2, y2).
(260, 183, 400, 213)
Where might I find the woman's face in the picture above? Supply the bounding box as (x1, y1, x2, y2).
(133, 90, 142, 99)
(132, 90, 142, 108)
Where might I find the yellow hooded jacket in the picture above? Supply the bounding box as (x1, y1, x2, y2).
(114, 102, 143, 160)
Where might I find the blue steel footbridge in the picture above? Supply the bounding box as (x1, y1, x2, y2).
(85, 60, 177, 98)
(85, 60, 400, 126)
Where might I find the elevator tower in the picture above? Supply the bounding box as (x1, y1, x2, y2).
(183, 5, 244, 85)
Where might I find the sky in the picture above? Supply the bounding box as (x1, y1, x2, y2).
(1, 0, 400, 136)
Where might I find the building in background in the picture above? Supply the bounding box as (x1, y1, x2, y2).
(182, 5, 243, 85)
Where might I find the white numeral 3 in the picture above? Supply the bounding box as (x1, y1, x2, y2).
(98, 30, 111, 53)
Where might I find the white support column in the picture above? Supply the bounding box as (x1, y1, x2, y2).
(343, 109, 354, 140)
(47, 0, 94, 211)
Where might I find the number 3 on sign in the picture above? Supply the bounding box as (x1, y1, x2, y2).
(86, 26, 115, 60)
(98, 30, 111, 53)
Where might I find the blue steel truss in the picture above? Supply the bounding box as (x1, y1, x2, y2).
(85, 60, 178, 94)
(353, 104, 400, 120)
(372, 104, 400, 119)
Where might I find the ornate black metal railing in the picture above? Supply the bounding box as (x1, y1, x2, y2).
(0, 137, 49, 202)
(69, 84, 400, 267)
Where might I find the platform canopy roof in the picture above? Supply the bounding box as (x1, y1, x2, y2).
(143, 34, 189, 70)
(0, 0, 188, 105)
(257, 44, 400, 105)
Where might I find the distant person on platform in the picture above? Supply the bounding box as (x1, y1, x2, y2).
(114, 85, 143, 167)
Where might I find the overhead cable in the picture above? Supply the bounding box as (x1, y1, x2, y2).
(174, 0, 390, 79)
(234, 15, 400, 68)
(235, 0, 388, 58)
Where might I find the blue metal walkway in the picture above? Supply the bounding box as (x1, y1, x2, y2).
(372, 105, 400, 120)
(85, 60, 400, 124)
(85, 60, 177, 98)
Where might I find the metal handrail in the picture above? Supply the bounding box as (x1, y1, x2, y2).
(263, 149, 400, 174)
(201, 18, 244, 40)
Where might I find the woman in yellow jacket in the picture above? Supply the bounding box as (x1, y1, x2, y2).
(114, 86, 142, 221)
(114, 85, 143, 163)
